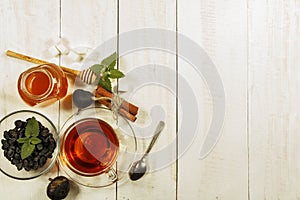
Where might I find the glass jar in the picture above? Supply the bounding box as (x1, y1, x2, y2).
(17, 63, 68, 106)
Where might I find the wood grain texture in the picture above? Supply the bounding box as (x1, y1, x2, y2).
(59, 0, 117, 199)
(0, 0, 299, 199)
(178, 0, 248, 199)
(249, 0, 300, 199)
(0, 0, 60, 199)
(117, 0, 177, 199)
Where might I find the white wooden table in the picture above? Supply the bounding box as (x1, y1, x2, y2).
(0, 0, 299, 199)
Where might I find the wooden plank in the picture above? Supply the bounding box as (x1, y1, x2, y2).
(59, 0, 117, 199)
(117, 0, 177, 199)
(248, 0, 300, 199)
(0, 0, 60, 199)
(178, 0, 248, 199)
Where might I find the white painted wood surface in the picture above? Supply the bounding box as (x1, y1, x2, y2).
(248, 0, 300, 199)
(178, 0, 248, 199)
(0, 0, 299, 200)
(117, 0, 177, 199)
(0, 1, 60, 199)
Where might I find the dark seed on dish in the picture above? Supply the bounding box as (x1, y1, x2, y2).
(34, 156, 40, 162)
(14, 153, 20, 160)
(9, 146, 15, 151)
(28, 160, 33, 167)
(14, 120, 24, 128)
(11, 159, 19, 165)
(23, 159, 29, 168)
(24, 166, 31, 171)
(8, 139, 14, 145)
(33, 151, 39, 157)
(10, 131, 18, 139)
(39, 156, 47, 166)
(41, 129, 49, 137)
(7, 149, 14, 158)
(15, 147, 21, 153)
(1, 140, 9, 149)
(4, 131, 10, 140)
(36, 143, 43, 151)
(2, 118, 56, 171)
(33, 162, 39, 170)
(16, 163, 23, 171)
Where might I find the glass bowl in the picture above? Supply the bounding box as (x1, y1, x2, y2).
(59, 107, 137, 188)
(0, 110, 59, 180)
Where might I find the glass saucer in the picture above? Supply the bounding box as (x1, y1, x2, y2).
(59, 107, 137, 188)
(0, 110, 59, 180)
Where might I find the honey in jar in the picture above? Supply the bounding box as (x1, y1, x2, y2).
(18, 63, 68, 106)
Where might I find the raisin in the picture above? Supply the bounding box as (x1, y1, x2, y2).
(24, 166, 31, 171)
(16, 163, 23, 171)
(33, 162, 39, 170)
(36, 143, 43, 151)
(11, 159, 19, 165)
(10, 130, 18, 139)
(7, 149, 14, 159)
(41, 129, 50, 137)
(39, 156, 47, 167)
(28, 160, 33, 167)
(4, 131, 10, 139)
(15, 147, 21, 153)
(14, 153, 20, 160)
(1, 140, 9, 149)
(14, 120, 24, 128)
(23, 159, 29, 168)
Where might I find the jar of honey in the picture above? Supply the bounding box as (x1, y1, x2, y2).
(17, 63, 68, 106)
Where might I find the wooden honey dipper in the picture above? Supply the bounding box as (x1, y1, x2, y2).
(6, 50, 97, 84)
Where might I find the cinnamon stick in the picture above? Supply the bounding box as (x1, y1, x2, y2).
(95, 93, 137, 122)
(96, 86, 139, 116)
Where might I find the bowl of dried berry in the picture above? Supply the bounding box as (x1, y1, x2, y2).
(0, 110, 59, 180)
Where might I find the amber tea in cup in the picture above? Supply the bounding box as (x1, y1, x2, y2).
(61, 118, 119, 176)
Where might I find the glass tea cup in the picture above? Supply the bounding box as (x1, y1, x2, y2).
(59, 107, 137, 187)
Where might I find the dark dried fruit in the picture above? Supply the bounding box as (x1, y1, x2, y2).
(16, 163, 23, 170)
(3, 131, 10, 140)
(47, 176, 70, 200)
(1, 140, 9, 149)
(2, 118, 57, 171)
(39, 156, 47, 167)
(41, 129, 50, 137)
(14, 120, 24, 128)
(36, 143, 43, 151)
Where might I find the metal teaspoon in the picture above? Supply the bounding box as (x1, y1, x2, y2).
(129, 121, 165, 181)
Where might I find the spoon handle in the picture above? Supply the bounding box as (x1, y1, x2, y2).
(144, 121, 165, 156)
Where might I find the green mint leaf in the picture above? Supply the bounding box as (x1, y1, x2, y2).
(109, 69, 125, 79)
(30, 137, 42, 145)
(102, 71, 110, 79)
(98, 77, 112, 92)
(21, 142, 35, 160)
(25, 117, 40, 138)
(101, 52, 117, 69)
(17, 137, 30, 144)
(89, 64, 105, 76)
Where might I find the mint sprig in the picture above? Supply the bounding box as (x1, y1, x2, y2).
(17, 117, 42, 160)
(89, 52, 125, 92)
(101, 52, 117, 69)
